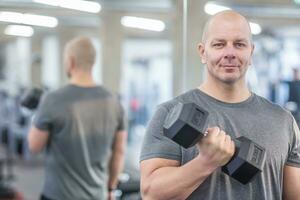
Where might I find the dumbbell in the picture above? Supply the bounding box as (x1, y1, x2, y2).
(163, 102, 266, 184)
(20, 88, 43, 110)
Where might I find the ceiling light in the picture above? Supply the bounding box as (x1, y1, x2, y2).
(23, 13, 58, 27)
(204, 2, 231, 15)
(121, 16, 165, 32)
(33, 0, 101, 13)
(294, 0, 300, 4)
(4, 25, 34, 37)
(249, 22, 262, 35)
(0, 11, 58, 27)
(33, 0, 59, 6)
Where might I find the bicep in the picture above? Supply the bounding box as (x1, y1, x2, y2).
(140, 158, 180, 183)
(27, 126, 49, 154)
(283, 165, 300, 200)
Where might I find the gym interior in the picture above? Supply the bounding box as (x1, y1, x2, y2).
(0, 0, 300, 199)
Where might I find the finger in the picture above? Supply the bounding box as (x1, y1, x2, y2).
(206, 126, 221, 138)
(231, 140, 235, 154)
(218, 130, 226, 139)
(217, 130, 227, 147)
(224, 134, 232, 145)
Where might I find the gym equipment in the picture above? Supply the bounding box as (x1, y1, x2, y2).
(117, 180, 141, 200)
(163, 102, 266, 184)
(0, 154, 21, 199)
(20, 88, 43, 110)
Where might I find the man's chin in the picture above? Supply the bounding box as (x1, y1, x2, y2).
(220, 76, 240, 84)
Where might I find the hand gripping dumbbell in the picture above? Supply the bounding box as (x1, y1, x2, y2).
(163, 102, 266, 184)
(20, 88, 43, 110)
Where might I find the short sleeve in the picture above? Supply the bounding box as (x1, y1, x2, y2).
(116, 101, 126, 131)
(139, 105, 182, 162)
(33, 93, 54, 131)
(286, 116, 300, 167)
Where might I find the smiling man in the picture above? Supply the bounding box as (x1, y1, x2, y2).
(140, 11, 300, 200)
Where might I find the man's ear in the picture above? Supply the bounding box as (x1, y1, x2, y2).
(198, 42, 206, 64)
(69, 55, 76, 70)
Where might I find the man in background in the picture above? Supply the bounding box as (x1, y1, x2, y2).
(28, 36, 127, 200)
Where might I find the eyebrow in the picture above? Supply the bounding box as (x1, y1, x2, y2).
(211, 38, 249, 43)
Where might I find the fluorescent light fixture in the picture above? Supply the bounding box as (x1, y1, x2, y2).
(33, 0, 58, 6)
(4, 25, 34, 37)
(249, 22, 262, 35)
(33, 0, 101, 13)
(121, 16, 165, 32)
(294, 0, 300, 4)
(0, 12, 22, 23)
(204, 2, 231, 15)
(0, 11, 58, 27)
(23, 13, 58, 27)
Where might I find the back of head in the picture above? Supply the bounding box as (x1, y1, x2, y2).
(65, 36, 96, 71)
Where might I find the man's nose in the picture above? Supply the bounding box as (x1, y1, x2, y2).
(224, 45, 236, 60)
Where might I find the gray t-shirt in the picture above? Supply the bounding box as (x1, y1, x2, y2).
(140, 89, 300, 200)
(34, 84, 125, 200)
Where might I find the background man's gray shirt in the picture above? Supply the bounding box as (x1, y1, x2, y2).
(140, 89, 300, 200)
(34, 84, 125, 200)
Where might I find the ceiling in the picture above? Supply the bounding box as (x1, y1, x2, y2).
(0, 0, 300, 38)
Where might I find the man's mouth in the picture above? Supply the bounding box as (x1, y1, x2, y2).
(222, 65, 238, 68)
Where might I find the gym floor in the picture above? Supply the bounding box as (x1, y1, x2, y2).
(12, 156, 45, 200)
(7, 145, 141, 200)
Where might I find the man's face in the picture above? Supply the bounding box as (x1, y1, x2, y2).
(199, 14, 254, 85)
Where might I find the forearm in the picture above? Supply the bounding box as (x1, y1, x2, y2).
(142, 156, 216, 200)
(108, 150, 125, 189)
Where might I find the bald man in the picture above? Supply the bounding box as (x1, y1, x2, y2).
(28, 37, 127, 200)
(140, 11, 300, 200)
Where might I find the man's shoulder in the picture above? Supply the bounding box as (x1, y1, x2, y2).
(42, 86, 69, 101)
(49, 85, 113, 97)
(254, 93, 290, 115)
(158, 89, 198, 111)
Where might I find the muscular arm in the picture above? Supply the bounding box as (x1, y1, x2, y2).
(283, 165, 300, 200)
(107, 130, 127, 190)
(140, 155, 216, 200)
(27, 126, 49, 154)
(140, 127, 234, 200)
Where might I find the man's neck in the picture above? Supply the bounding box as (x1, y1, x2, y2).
(199, 80, 251, 103)
(69, 72, 96, 87)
